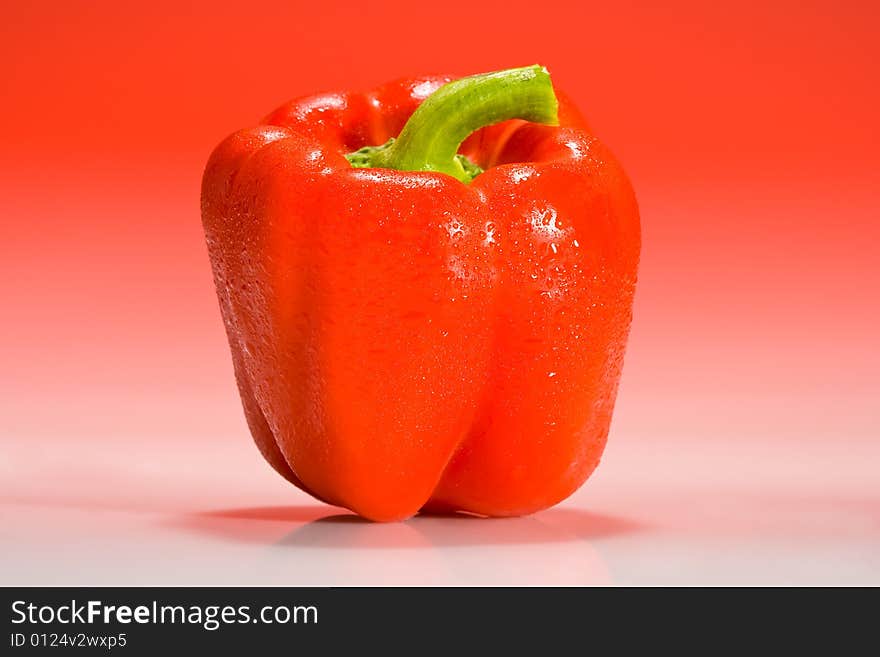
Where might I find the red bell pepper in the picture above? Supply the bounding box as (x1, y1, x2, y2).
(201, 65, 640, 521)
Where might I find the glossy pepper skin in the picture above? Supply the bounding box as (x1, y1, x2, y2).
(201, 68, 640, 521)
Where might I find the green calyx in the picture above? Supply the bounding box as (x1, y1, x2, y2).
(347, 139, 484, 182)
(345, 64, 559, 183)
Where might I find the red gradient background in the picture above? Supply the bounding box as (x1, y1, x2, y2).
(1, 1, 878, 583)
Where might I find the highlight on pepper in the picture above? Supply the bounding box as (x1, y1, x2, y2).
(201, 65, 641, 521)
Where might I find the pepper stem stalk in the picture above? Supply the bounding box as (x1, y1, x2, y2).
(346, 65, 559, 183)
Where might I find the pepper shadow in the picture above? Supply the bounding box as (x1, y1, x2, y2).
(278, 506, 643, 549)
(179, 504, 643, 549)
(176, 505, 339, 545)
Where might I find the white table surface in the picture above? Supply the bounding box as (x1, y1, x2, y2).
(3, 425, 877, 586)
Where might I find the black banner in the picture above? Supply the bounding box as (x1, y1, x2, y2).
(1, 587, 871, 653)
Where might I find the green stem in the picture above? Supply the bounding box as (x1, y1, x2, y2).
(346, 65, 559, 183)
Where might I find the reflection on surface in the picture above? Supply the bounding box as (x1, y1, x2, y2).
(5, 435, 880, 585)
(182, 505, 642, 548)
(280, 508, 642, 548)
(178, 504, 637, 585)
